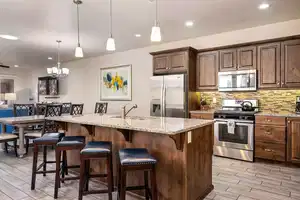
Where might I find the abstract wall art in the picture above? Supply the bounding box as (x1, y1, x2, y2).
(100, 64, 132, 101)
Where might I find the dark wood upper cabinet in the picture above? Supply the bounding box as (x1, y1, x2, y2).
(237, 46, 257, 70)
(151, 48, 195, 75)
(153, 54, 169, 74)
(220, 49, 237, 71)
(169, 51, 188, 73)
(257, 42, 281, 89)
(281, 39, 300, 88)
(287, 118, 300, 163)
(196, 51, 219, 90)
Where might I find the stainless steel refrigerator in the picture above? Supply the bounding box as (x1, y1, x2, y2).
(150, 74, 188, 118)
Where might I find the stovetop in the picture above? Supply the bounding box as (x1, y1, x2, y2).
(214, 109, 259, 120)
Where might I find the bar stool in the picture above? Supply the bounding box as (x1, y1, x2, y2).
(78, 141, 113, 200)
(54, 136, 86, 199)
(31, 104, 64, 190)
(117, 148, 158, 200)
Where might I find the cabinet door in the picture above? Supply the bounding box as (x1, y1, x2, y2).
(287, 119, 300, 163)
(237, 46, 257, 70)
(196, 51, 219, 90)
(257, 43, 281, 88)
(169, 52, 188, 73)
(281, 40, 300, 88)
(220, 49, 237, 71)
(49, 79, 58, 95)
(153, 54, 169, 74)
(38, 80, 48, 95)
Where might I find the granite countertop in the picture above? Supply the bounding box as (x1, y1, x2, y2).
(47, 114, 214, 135)
(255, 112, 300, 118)
(190, 110, 215, 114)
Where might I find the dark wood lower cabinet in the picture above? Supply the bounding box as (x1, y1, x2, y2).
(255, 141, 286, 162)
(287, 118, 300, 163)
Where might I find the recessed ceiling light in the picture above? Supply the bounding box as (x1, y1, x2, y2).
(48, 57, 53, 60)
(185, 21, 194, 27)
(258, 3, 270, 10)
(14, 65, 19, 68)
(135, 34, 141, 38)
(0, 35, 19, 40)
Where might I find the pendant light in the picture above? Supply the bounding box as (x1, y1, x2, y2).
(106, 0, 116, 51)
(47, 40, 69, 78)
(74, 0, 84, 57)
(151, 0, 161, 42)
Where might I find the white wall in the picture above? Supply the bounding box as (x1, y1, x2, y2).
(32, 18, 300, 115)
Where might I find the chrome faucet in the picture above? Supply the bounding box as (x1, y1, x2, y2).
(121, 104, 138, 119)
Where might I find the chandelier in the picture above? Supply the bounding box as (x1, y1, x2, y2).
(47, 40, 69, 78)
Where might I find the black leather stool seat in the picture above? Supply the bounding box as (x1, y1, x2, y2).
(57, 136, 85, 147)
(81, 141, 112, 155)
(33, 132, 65, 144)
(119, 148, 157, 166)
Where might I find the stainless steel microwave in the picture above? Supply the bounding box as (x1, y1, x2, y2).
(218, 70, 257, 92)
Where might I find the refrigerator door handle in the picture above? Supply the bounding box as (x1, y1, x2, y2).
(163, 85, 167, 116)
(160, 84, 164, 117)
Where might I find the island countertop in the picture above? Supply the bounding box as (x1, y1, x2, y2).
(47, 113, 213, 135)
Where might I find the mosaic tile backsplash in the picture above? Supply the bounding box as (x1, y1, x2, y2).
(197, 90, 300, 114)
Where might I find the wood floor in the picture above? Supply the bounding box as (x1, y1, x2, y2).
(0, 150, 299, 200)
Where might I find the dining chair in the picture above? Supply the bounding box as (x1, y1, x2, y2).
(13, 104, 41, 154)
(62, 103, 72, 114)
(94, 102, 108, 114)
(70, 104, 84, 115)
(0, 132, 18, 157)
(36, 103, 47, 115)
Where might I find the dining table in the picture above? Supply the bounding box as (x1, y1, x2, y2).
(0, 115, 45, 157)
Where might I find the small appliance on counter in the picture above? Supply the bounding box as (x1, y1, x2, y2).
(213, 99, 259, 162)
(296, 96, 300, 114)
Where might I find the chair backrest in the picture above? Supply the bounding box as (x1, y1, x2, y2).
(36, 103, 47, 115)
(13, 104, 35, 117)
(70, 104, 84, 115)
(94, 102, 108, 114)
(42, 104, 63, 134)
(62, 102, 72, 114)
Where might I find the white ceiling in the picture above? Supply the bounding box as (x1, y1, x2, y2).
(0, 0, 300, 68)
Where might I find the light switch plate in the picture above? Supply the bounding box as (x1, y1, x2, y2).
(188, 131, 192, 143)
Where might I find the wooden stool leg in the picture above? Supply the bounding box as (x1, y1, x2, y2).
(150, 166, 157, 200)
(120, 167, 126, 200)
(78, 157, 86, 200)
(43, 146, 47, 176)
(25, 138, 30, 154)
(144, 171, 150, 200)
(54, 148, 61, 199)
(63, 150, 68, 175)
(107, 154, 113, 200)
(4, 142, 8, 154)
(117, 163, 121, 200)
(84, 160, 90, 191)
(14, 140, 18, 157)
(31, 144, 38, 190)
(61, 151, 66, 184)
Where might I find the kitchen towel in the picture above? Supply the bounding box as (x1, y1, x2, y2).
(227, 120, 235, 134)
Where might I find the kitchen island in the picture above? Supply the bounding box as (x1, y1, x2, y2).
(48, 114, 214, 200)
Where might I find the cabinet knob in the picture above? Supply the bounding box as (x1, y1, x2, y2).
(277, 82, 280, 85)
(288, 121, 290, 124)
(265, 131, 272, 135)
(282, 82, 284, 85)
(264, 149, 273, 152)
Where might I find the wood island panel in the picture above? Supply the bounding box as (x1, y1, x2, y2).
(64, 123, 213, 200)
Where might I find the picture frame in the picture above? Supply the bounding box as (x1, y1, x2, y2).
(100, 64, 132, 101)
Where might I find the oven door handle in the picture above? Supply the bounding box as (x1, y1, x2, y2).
(235, 122, 254, 127)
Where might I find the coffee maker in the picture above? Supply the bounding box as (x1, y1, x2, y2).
(296, 96, 300, 113)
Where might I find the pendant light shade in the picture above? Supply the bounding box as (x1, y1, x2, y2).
(74, 0, 84, 57)
(106, 0, 116, 51)
(106, 37, 116, 51)
(151, 0, 161, 42)
(151, 25, 161, 42)
(75, 46, 83, 57)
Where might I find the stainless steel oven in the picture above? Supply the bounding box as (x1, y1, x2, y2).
(214, 119, 254, 151)
(218, 70, 257, 92)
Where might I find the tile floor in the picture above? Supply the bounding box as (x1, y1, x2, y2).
(0, 150, 299, 200)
